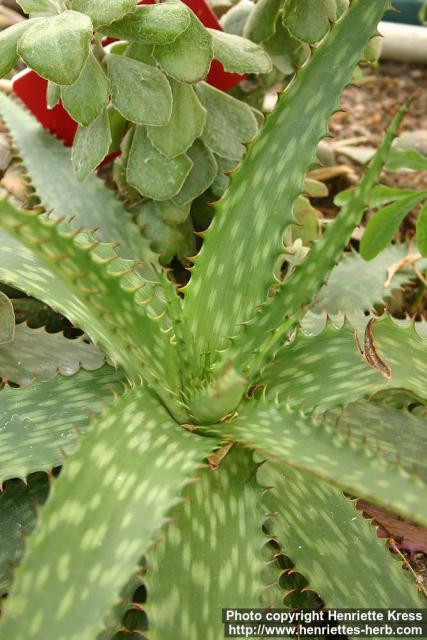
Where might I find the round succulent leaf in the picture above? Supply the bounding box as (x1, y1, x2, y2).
(153, 12, 213, 84)
(127, 126, 192, 201)
(147, 81, 206, 159)
(70, 0, 138, 27)
(210, 154, 238, 197)
(195, 81, 258, 161)
(243, 0, 282, 43)
(61, 52, 110, 127)
(72, 108, 112, 181)
(16, 0, 66, 17)
(46, 81, 61, 109)
(113, 127, 141, 201)
(107, 54, 172, 126)
(17, 11, 93, 86)
(208, 28, 272, 74)
(264, 20, 309, 75)
(220, 3, 254, 37)
(137, 201, 195, 264)
(416, 202, 427, 258)
(0, 291, 15, 345)
(100, 3, 191, 44)
(173, 139, 217, 206)
(107, 105, 127, 154)
(282, 0, 349, 44)
(126, 42, 155, 64)
(0, 20, 36, 79)
(155, 199, 191, 226)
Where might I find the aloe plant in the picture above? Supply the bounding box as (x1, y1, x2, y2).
(0, 1, 426, 638)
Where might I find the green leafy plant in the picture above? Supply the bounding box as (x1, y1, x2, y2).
(0, 0, 274, 264)
(0, 1, 426, 639)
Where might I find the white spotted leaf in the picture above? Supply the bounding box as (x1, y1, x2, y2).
(0, 366, 125, 484)
(145, 448, 267, 639)
(259, 460, 422, 606)
(0, 92, 153, 259)
(0, 388, 217, 640)
(202, 397, 427, 527)
(184, 0, 387, 366)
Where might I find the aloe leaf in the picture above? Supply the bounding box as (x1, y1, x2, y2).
(196, 81, 258, 161)
(282, 0, 349, 44)
(259, 460, 422, 606)
(127, 126, 192, 201)
(173, 139, 217, 206)
(387, 146, 427, 171)
(16, 0, 65, 17)
(208, 29, 272, 74)
(261, 316, 427, 410)
(70, 0, 138, 28)
(0, 366, 125, 483)
(0, 324, 105, 385)
(145, 448, 266, 638)
(17, 11, 93, 85)
(0, 199, 181, 394)
(0, 92, 150, 259)
(360, 193, 427, 261)
(61, 52, 110, 127)
(146, 80, 206, 159)
(100, 3, 191, 44)
(243, 0, 282, 43)
(416, 202, 427, 258)
(202, 399, 427, 527)
(315, 242, 426, 314)
(72, 108, 112, 181)
(323, 399, 427, 482)
(107, 54, 172, 126)
(0, 388, 216, 640)
(184, 0, 388, 359)
(227, 103, 406, 382)
(153, 12, 213, 84)
(0, 473, 50, 600)
(0, 291, 15, 345)
(0, 20, 35, 78)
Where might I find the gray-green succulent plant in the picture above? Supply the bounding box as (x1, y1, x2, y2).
(0, 0, 426, 639)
